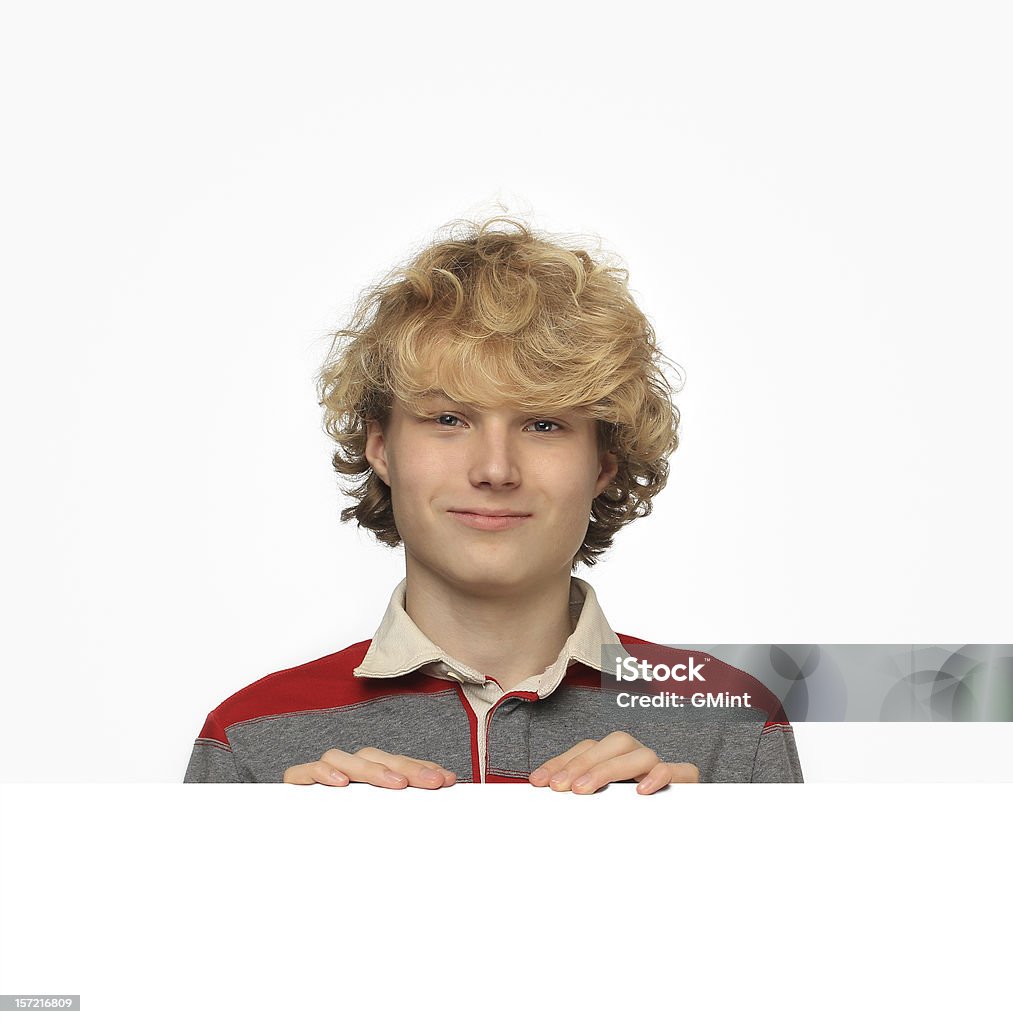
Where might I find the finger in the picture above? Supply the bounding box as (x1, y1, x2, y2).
(636, 762, 701, 794)
(529, 739, 597, 785)
(381, 755, 457, 789)
(635, 762, 673, 795)
(353, 748, 454, 789)
(317, 748, 410, 788)
(550, 732, 652, 790)
(568, 747, 662, 794)
(282, 760, 350, 786)
(404, 758, 458, 787)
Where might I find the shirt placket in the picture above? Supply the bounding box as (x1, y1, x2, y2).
(436, 666, 501, 782)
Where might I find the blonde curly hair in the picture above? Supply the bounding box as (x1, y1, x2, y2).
(316, 214, 682, 568)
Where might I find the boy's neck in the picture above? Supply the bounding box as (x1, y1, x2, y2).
(403, 560, 577, 690)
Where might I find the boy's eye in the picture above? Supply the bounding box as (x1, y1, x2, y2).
(430, 415, 562, 432)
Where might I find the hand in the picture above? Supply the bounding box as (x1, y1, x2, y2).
(528, 731, 700, 794)
(282, 746, 458, 788)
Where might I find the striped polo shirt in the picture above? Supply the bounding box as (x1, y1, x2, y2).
(184, 577, 804, 784)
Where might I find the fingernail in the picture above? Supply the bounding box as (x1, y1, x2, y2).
(550, 772, 568, 787)
(420, 768, 441, 783)
(529, 768, 548, 784)
(572, 774, 591, 789)
(384, 770, 408, 784)
(637, 778, 656, 793)
(329, 770, 347, 782)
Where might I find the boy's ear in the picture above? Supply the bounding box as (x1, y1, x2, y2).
(364, 419, 392, 486)
(594, 450, 620, 497)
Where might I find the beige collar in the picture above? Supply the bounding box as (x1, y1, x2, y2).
(352, 576, 621, 700)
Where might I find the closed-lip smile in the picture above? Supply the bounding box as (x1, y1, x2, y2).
(447, 508, 532, 531)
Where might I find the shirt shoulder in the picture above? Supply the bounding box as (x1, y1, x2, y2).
(194, 638, 455, 741)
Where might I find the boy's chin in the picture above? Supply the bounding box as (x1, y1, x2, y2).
(434, 556, 549, 594)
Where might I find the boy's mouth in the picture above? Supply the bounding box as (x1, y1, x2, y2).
(447, 509, 533, 531)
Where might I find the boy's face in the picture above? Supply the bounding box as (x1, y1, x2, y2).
(365, 393, 619, 593)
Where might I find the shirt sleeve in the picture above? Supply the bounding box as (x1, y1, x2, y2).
(183, 710, 243, 783)
(750, 723, 805, 783)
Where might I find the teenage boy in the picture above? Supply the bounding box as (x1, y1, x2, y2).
(184, 216, 803, 788)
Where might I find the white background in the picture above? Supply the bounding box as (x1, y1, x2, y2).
(2, 1, 1011, 1017)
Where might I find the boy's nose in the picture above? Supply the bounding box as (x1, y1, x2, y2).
(466, 430, 521, 488)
